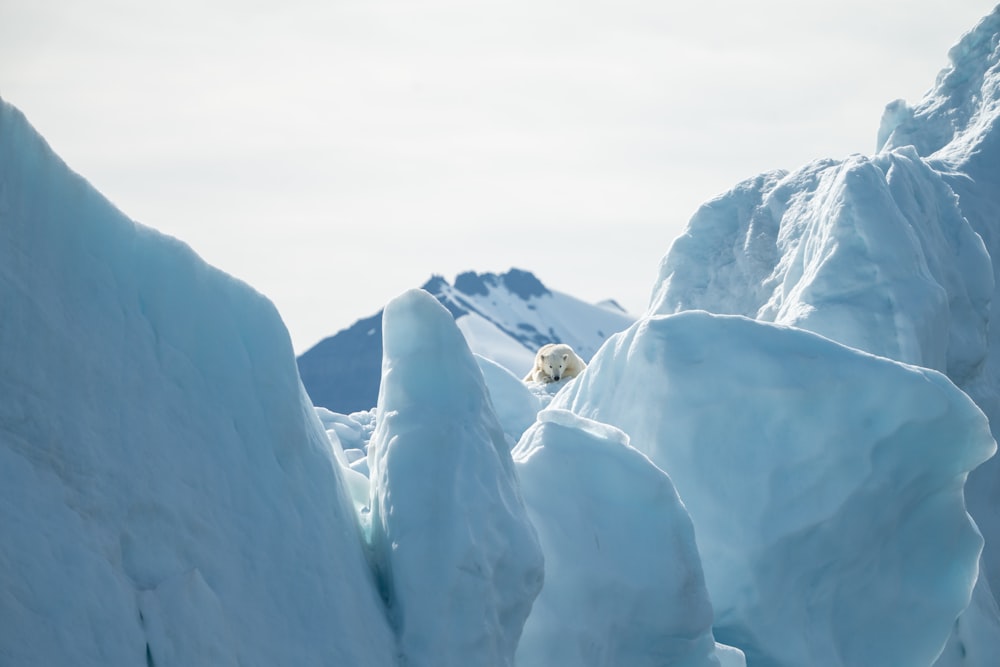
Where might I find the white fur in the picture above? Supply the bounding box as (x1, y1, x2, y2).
(523, 343, 587, 383)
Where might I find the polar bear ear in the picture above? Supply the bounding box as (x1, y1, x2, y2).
(562, 353, 568, 361)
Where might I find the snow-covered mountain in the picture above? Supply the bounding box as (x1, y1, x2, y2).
(6, 6, 1000, 667)
(297, 269, 634, 413)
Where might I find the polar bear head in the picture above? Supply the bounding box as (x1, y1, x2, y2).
(540, 348, 572, 382)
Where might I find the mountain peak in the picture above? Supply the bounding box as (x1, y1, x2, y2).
(299, 268, 634, 412)
(453, 269, 551, 300)
(500, 269, 550, 300)
(420, 274, 451, 295)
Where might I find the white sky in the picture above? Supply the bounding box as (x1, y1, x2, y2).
(2, 1, 997, 353)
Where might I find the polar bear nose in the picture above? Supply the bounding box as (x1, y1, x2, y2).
(553, 374, 560, 381)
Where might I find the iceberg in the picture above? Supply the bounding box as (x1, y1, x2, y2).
(7, 5, 1000, 666)
(552, 311, 995, 666)
(646, 10, 1000, 661)
(649, 149, 992, 385)
(0, 98, 398, 666)
(877, 7, 1000, 603)
(513, 408, 727, 667)
(367, 288, 544, 667)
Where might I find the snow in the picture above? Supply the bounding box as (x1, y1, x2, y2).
(552, 311, 995, 666)
(439, 272, 635, 366)
(457, 310, 538, 378)
(367, 288, 544, 667)
(297, 269, 635, 413)
(474, 353, 545, 447)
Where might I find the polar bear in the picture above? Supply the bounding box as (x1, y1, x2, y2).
(523, 343, 587, 383)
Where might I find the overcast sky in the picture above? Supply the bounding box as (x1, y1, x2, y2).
(2, 1, 997, 352)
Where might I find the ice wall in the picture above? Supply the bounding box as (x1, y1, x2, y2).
(877, 8, 1000, 162)
(650, 149, 992, 387)
(877, 7, 1000, 601)
(553, 311, 995, 667)
(368, 289, 544, 667)
(649, 12, 1000, 642)
(0, 98, 397, 666)
(513, 409, 728, 667)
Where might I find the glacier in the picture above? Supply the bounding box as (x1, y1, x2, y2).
(877, 6, 1000, 607)
(7, 5, 1000, 667)
(552, 311, 994, 666)
(649, 148, 992, 382)
(513, 408, 722, 667)
(367, 289, 544, 667)
(644, 6, 1000, 664)
(0, 98, 398, 665)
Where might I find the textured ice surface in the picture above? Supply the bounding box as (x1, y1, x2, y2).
(553, 311, 995, 666)
(513, 408, 731, 667)
(367, 289, 544, 667)
(0, 98, 397, 666)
